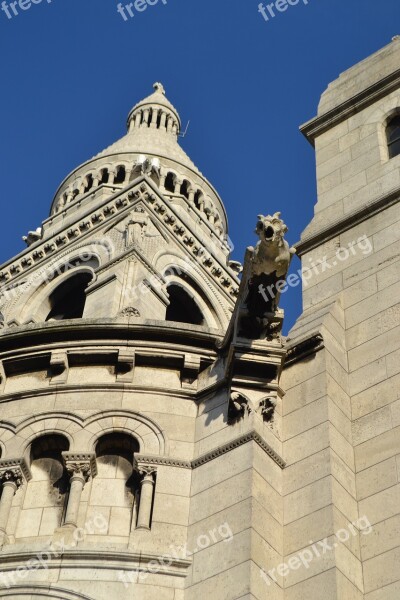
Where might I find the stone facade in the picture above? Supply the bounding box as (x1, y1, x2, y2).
(0, 41, 399, 599)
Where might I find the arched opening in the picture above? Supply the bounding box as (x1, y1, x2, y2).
(100, 169, 109, 184)
(114, 166, 126, 184)
(180, 180, 190, 199)
(46, 272, 93, 321)
(194, 190, 203, 211)
(166, 284, 205, 326)
(165, 172, 175, 192)
(16, 434, 69, 539)
(386, 114, 400, 158)
(84, 174, 94, 193)
(89, 433, 140, 538)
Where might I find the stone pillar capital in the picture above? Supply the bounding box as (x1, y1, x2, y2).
(135, 461, 157, 480)
(62, 452, 97, 484)
(0, 458, 31, 490)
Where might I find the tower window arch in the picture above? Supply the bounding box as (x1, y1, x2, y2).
(165, 172, 175, 192)
(46, 272, 93, 321)
(88, 433, 141, 537)
(16, 434, 70, 539)
(114, 166, 126, 184)
(166, 284, 204, 326)
(386, 115, 400, 158)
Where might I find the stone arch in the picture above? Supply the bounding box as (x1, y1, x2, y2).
(84, 410, 167, 456)
(154, 251, 228, 327)
(359, 98, 400, 163)
(14, 412, 83, 457)
(15, 256, 100, 325)
(0, 586, 95, 599)
(0, 421, 16, 457)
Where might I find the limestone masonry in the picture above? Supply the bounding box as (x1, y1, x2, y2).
(0, 39, 399, 599)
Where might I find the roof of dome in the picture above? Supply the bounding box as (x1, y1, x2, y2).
(127, 82, 181, 126)
(93, 83, 199, 174)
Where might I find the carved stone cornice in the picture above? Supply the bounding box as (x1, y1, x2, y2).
(62, 452, 97, 482)
(0, 458, 31, 488)
(0, 181, 239, 303)
(192, 431, 285, 469)
(300, 67, 400, 145)
(136, 431, 286, 472)
(135, 454, 191, 470)
(285, 333, 324, 367)
(295, 187, 400, 256)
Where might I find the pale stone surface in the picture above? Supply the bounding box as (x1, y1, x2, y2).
(0, 41, 400, 599)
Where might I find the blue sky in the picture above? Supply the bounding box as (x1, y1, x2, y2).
(0, 0, 399, 332)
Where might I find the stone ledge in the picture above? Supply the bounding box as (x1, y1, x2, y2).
(300, 66, 400, 145)
(295, 186, 400, 256)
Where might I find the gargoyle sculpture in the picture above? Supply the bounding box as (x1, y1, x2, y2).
(247, 213, 295, 311)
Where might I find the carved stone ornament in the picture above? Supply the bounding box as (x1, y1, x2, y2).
(119, 307, 141, 318)
(0, 458, 31, 488)
(259, 396, 277, 423)
(228, 392, 252, 424)
(137, 464, 157, 480)
(0, 468, 23, 489)
(62, 453, 97, 482)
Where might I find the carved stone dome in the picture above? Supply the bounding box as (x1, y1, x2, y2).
(49, 83, 227, 239)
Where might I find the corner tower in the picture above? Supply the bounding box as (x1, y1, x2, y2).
(281, 38, 400, 599)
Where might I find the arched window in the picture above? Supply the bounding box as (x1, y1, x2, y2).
(84, 174, 94, 193)
(165, 172, 175, 192)
(46, 272, 93, 321)
(180, 180, 190, 199)
(16, 434, 69, 539)
(386, 115, 400, 158)
(114, 166, 126, 184)
(166, 284, 204, 325)
(88, 433, 140, 538)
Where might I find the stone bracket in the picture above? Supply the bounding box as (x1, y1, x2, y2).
(181, 353, 201, 389)
(49, 351, 69, 385)
(116, 349, 135, 383)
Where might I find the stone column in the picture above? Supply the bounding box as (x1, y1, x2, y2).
(0, 459, 31, 546)
(62, 453, 97, 529)
(136, 466, 156, 531)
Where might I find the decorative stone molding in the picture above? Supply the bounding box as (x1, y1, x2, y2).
(192, 431, 285, 469)
(228, 391, 252, 424)
(118, 307, 141, 318)
(300, 67, 400, 145)
(134, 454, 191, 470)
(0, 458, 31, 486)
(295, 187, 400, 256)
(285, 333, 324, 366)
(62, 452, 97, 482)
(0, 182, 239, 306)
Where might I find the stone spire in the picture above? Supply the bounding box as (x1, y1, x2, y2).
(49, 83, 227, 242)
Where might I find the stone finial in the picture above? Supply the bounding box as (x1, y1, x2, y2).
(153, 82, 166, 95)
